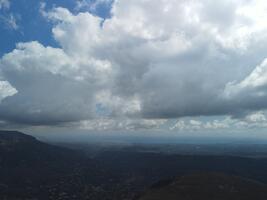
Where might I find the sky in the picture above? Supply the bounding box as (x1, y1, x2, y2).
(1, 0, 267, 137)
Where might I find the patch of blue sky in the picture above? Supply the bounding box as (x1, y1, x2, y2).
(0, 0, 113, 56)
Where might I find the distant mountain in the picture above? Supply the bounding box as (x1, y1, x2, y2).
(138, 173, 267, 200)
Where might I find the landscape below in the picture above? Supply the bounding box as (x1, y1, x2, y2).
(1, 130, 267, 199)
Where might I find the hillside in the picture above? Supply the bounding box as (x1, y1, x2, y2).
(0, 130, 91, 199)
(2, 131, 267, 199)
(138, 173, 267, 200)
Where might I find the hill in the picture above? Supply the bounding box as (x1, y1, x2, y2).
(0, 130, 90, 199)
(2, 131, 267, 199)
(138, 172, 267, 200)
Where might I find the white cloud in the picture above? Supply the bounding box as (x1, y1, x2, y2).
(0, 81, 17, 102)
(79, 118, 166, 131)
(224, 59, 267, 97)
(245, 111, 266, 122)
(2, 0, 267, 129)
(223, 58, 267, 116)
(170, 120, 187, 131)
(170, 119, 205, 131)
(170, 112, 267, 131)
(75, 0, 113, 13)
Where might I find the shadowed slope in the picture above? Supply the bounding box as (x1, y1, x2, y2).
(139, 173, 267, 200)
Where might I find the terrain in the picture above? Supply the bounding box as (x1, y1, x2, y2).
(138, 173, 267, 200)
(2, 130, 267, 199)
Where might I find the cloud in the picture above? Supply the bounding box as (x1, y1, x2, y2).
(2, 0, 267, 129)
(79, 118, 166, 131)
(0, 81, 17, 102)
(75, 0, 113, 13)
(0, 0, 20, 31)
(170, 111, 267, 131)
(223, 58, 267, 115)
(0, 41, 111, 125)
(0, 13, 19, 30)
(0, 0, 10, 10)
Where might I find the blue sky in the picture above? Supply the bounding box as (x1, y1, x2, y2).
(1, 0, 267, 135)
(0, 0, 112, 56)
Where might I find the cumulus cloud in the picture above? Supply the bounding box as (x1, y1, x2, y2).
(79, 118, 166, 131)
(0, 41, 110, 125)
(2, 0, 267, 129)
(170, 112, 267, 131)
(170, 118, 233, 131)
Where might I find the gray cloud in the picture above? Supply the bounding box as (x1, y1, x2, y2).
(1, 0, 267, 129)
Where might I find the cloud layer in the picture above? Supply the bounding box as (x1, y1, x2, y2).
(1, 0, 267, 130)
(170, 112, 267, 131)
